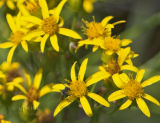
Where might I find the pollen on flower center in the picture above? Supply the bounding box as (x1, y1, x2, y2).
(42, 16, 59, 35)
(9, 31, 24, 44)
(27, 87, 39, 103)
(103, 37, 121, 51)
(105, 60, 121, 75)
(68, 80, 87, 97)
(123, 80, 144, 99)
(83, 20, 105, 39)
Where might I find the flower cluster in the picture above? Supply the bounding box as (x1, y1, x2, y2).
(0, 0, 160, 122)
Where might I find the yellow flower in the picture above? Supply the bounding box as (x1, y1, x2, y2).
(0, 114, 12, 123)
(21, 0, 82, 53)
(77, 16, 126, 52)
(0, 0, 16, 10)
(87, 48, 138, 86)
(108, 69, 160, 117)
(17, 0, 39, 15)
(0, 62, 24, 94)
(0, 13, 32, 63)
(11, 69, 62, 110)
(54, 58, 110, 117)
(83, 0, 95, 13)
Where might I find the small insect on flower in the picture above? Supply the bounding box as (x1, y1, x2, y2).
(77, 16, 126, 52)
(11, 69, 62, 110)
(0, 0, 17, 10)
(108, 69, 160, 117)
(87, 47, 138, 86)
(21, 0, 82, 53)
(53, 58, 110, 117)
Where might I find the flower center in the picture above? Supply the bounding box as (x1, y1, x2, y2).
(68, 80, 87, 97)
(83, 20, 105, 39)
(9, 31, 24, 44)
(105, 60, 121, 75)
(24, 0, 39, 13)
(42, 16, 59, 35)
(27, 87, 39, 103)
(103, 37, 121, 52)
(123, 80, 144, 99)
(7, 69, 21, 82)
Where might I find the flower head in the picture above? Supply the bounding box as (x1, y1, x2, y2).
(54, 58, 110, 117)
(108, 69, 160, 117)
(0, 13, 33, 63)
(21, 0, 82, 52)
(77, 16, 126, 52)
(12, 69, 61, 110)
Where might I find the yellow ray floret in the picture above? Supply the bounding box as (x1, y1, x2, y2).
(0, 0, 16, 10)
(108, 69, 160, 117)
(21, 0, 82, 53)
(54, 58, 110, 117)
(83, 0, 96, 13)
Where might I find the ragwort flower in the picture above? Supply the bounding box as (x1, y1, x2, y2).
(87, 48, 138, 86)
(54, 58, 110, 117)
(21, 0, 82, 52)
(11, 69, 62, 110)
(77, 16, 126, 52)
(0, 13, 33, 63)
(108, 69, 160, 117)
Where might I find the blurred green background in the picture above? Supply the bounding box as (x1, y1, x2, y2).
(1, 0, 160, 122)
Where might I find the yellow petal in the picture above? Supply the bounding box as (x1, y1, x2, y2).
(39, 0, 49, 19)
(141, 75, 160, 87)
(24, 31, 44, 40)
(118, 47, 130, 66)
(113, 20, 126, 26)
(7, 45, 17, 63)
(88, 92, 110, 107)
(0, 42, 14, 48)
(21, 16, 42, 25)
(18, 3, 30, 15)
(92, 46, 99, 52)
(136, 98, 150, 117)
(50, 35, 59, 52)
(54, 96, 76, 117)
(78, 58, 88, 81)
(121, 65, 138, 72)
(12, 95, 27, 101)
(101, 16, 114, 27)
(52, 84, 66, 90)
(41, 34, 49, 53)
(121, 39, 132, 46)
(143, 94, 160, 106)
(119, 73, 129, 83)
(71, 61, 77, 81)
(108, 90, 126, 102)
(7, 1, 15, 10)
(83, 0, 93, 13)
(86, 71, 110, 87)
(80, 96, 93, 117)
(119, 99, 132, 110)
(6, 14, 16, 32)
(59, 28, 82, 39)
(33, 100, 40, 110)
(33, 68, 42, 89)
(39, 85, 53, 97)
(51, 0, 67, 22)
(136, 69, 145, 83)
(0, 1, 4, 8)
(21, 40, 28, 52)
(112, 74, 125, 88)
(14, 84, 27, 94)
